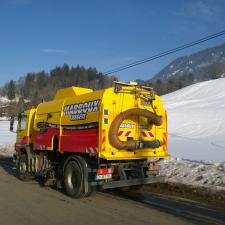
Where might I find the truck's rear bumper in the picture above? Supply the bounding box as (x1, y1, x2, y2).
(100, 176, 164, 190)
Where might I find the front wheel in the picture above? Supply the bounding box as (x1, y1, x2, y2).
(63, 160, 85, 198)
(17, 154, 33, 181)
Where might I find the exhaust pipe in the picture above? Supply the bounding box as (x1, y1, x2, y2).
(108, 108, 162, 150)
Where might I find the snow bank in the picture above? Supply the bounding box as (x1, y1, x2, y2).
(162, 78, 225, 162)
(159, 158, 225, 191)
(0, 121, 16, 157)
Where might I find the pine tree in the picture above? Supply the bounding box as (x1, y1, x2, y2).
(7, 80, 15, 100)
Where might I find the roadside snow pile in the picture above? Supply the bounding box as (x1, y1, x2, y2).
(159, 158, 225, 191)
(0, 121, 16, 157)
(162, 78, 225, 162)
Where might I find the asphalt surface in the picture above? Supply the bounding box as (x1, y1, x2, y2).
(114, 190, 225, 225)
(0, 161, 224, 225)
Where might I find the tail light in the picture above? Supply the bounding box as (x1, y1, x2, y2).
(96, 168, 112, 175)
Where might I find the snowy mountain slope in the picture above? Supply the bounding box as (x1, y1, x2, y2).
(162, 78, 225, 162)
(153, 42, 225, 81)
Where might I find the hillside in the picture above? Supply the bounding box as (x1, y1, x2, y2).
(162, 78, 225, 162)
(153, 42, 225, 81)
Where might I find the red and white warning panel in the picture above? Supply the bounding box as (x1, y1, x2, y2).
(140, 131, 154, 138)
(86, 147, 98, 154)
(118, 130, 132, 137)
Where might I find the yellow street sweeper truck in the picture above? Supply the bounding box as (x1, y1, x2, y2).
(13, 81, 170, 198)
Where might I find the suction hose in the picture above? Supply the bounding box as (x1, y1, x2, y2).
(108, 108, 163, 150)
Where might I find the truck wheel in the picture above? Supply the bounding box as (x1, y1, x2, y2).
(63, 160, 84, 198)
(18, 154, 32, 181)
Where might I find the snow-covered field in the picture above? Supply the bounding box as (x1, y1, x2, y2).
(160, 78, 225, 191)
(0, 120, 16, 156)
(163, 78, 225, 162)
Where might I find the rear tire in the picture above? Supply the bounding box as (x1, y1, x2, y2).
(63, 160, 85, 198)
(17, 154, 33, 181)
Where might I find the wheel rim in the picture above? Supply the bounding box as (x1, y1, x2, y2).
(67, 171, 78, 190)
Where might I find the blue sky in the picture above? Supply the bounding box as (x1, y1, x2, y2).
(0, 0, 225, 85)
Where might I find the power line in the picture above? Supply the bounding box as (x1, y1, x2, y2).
(104, 30, 225, 75)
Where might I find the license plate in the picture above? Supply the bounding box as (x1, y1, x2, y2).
(96, 174, 112, 180)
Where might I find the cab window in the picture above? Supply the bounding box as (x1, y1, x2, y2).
(18, 116, 27, 131)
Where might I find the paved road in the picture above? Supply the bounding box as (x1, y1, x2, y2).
(0, 162, 211, 225)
